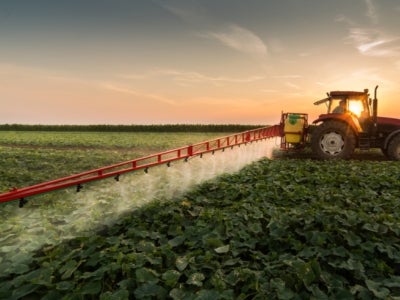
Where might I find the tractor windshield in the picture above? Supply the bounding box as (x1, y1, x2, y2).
(348, 100, 365, 117)
(328, 92, 370, 118)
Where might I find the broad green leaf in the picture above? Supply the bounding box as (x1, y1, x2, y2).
(56, 281, 75, 291)
(134, 282, 167, 299)
(41, 290, 63, 300)
(169, 288, 189, 300)
(308, 285, 328, 299)
(60, 260, 80, 280)
(365, 279, 390, 298)
(135, 267, 159, 283)
(11, 263, 30, 275)
(225, 269, 241, 287)
(117, 278, 135, 290)
(344, 231, 362, 246)
(382, 276, 400, 288)
(168, 235, 185, 247)
(338, 258, 365, 273)
(270, 278, 296, 300)
(248, 221, 262, 234)
(214, 244, 230, 254)
(330, 246, 349, 257)
(162, 270, 181, 287)
(11, 284, 39, 299)
(350, 285, 370, 299)
(100, 289, 130, 300)
(194, 289, 220, 300)
(267, 219, 287, 237)
(222, 258, 240, 266)
(175, 256, 189, 271)
(362, 223, 380, 233)
(0, 281, 12, 299)
(292, 260, 317, 287)
(203, 237, 223, 248)
(187, 272, 205, 287)
(298, 247, 316, 258)
(80, 281, 102, 295)
(136, 240, 155, 252)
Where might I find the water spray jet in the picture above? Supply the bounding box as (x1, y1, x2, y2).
(0, 137, 279, 274)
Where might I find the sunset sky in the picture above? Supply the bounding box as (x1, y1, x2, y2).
(1, 0, 400, 125)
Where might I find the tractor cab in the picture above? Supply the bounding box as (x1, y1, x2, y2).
(315, 90, 371, 119)
(327, 90, 371, 120)
(313, 89, 373, 134)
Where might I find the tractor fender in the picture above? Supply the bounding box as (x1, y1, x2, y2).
(383, 129, 400, 149)
(312, 114, 363, 134)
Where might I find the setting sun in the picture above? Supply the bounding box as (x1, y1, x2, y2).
(348, 101, 365, 117)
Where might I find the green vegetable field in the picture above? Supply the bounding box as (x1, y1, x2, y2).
(1, 129, 400, 299)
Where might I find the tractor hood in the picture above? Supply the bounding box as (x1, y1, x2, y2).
(376, 116, 400, 127)
(376, 117, 400, 134)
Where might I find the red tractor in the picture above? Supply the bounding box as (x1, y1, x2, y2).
(1, 85, 399, 206)
(281, 86, 400, 160)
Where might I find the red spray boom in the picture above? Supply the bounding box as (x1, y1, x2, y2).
(0, 125, 281, 207)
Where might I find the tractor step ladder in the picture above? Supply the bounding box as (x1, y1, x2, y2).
(358, 133, 371, 150)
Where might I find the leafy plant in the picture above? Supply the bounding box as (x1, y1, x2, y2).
(1, 158, 400, 299)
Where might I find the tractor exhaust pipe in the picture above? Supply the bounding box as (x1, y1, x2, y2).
(372, 85, 378, 135)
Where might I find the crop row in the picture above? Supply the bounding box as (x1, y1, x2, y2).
(0, 131, 226, 150)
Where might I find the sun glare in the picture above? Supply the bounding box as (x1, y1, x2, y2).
(348, 101, 364, 117)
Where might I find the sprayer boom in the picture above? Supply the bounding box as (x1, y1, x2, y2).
(0, 126, 281, 207)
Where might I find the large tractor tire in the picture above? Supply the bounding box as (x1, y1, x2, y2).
(381, 147, 390, 159)
(387, 134, 400, 161)
(311, 120, 356, 160)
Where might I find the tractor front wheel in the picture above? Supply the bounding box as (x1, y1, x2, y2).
(387, 134, 400, 161)
(311, 121, 356, 160)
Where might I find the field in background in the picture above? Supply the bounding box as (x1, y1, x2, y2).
(0, 130, 232, 193)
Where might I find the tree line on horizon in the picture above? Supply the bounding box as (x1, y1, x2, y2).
(0, 124, 264, 133)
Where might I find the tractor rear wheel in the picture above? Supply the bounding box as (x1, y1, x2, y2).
(311, 121, 356, 160)
(381, 147, 390, 159)
(387, 134, 400, 161)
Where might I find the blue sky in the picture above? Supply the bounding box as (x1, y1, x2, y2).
(1, 0, 400, 124)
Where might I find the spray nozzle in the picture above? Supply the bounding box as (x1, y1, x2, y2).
(19, 198, 28, 208)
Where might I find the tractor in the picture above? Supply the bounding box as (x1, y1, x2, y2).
(281, 86, 400, 160)
(1, 85, 399, 206)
